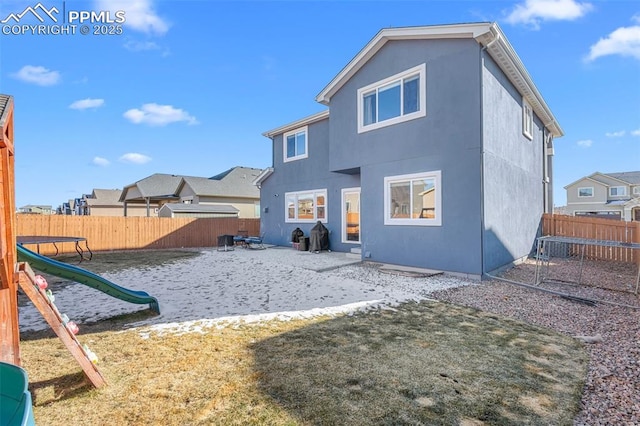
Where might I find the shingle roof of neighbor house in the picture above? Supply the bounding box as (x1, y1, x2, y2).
(86, 189, 123, 206)
(264, 22, 563, 139)
(120, 167, 262, 202)
(0, 94, 11, 124)
(605, 171, 640, 186)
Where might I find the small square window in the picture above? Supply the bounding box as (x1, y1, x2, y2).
(578, 187, 593, 197)
(384, 171, 441, 226)
(283, 126, 308, 162)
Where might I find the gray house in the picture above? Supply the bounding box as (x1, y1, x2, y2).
(256, 22, 563, 278)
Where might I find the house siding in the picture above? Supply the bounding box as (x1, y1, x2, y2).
(260, 119, 360, 252)
(481, 52, 545, 273)
(328, 39, 484, 275)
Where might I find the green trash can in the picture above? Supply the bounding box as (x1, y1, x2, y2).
(0, 361, 36, 426)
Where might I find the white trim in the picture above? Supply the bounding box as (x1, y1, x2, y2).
(522, 98, 533, 140)
(384, 170, 441, 226)
(609, 186, 627, 197)
(577, 187, 593, 198)
(357, 64, 426, 133)
(284, 188, 327, 223)
(283, 126, 308, 163)
(262, 110, 328, 138)
(341, 187, 361, 244)
(567, 201, 607, 205)
(253, 167, 274, 188)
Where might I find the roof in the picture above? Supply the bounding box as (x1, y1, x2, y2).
(0, 94, 12, 127)
(606, 171, 640, 185)
(120, 173, 183, 201)
(180, 166, 262, 198)
(312, 22, 562, 137)
(159, 203, 239, 213)
(262, 110, 329, 139)
(253, 167, 274, 187)
(85, 189, 123, 206)
(565, 171, 640, 189)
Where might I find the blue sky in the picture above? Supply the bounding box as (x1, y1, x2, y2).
(1, 0, 638, 210)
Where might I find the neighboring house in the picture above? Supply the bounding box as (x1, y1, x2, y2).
(80, 189, 148, 217)
(158, 203, 239, 218)
(256, 22, 562, 278)
(564, 171, 640, 221)
(18, 205, 54, 215)
(120, 166, 262, 218)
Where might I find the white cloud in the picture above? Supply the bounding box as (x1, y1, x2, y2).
(95, 0, 169, 35)
(577, 139, 593, 147)
(69, 98, 105, 110)
(505, 0, 592, 29)
(586, 24, 640, 61)
(605, 130, 626, 137)
(11, 65, 60, 86)
(124, 40, 160, 52)
(92, 157, 110, 167)
(632, 129, 640, 136)
(119, 153, 152, 164)
(123, 103, 198, 126)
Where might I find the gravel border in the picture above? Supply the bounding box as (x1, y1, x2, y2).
(431, 262, 640, 425)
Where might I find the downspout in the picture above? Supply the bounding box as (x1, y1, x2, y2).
(542, 127, 548, 214)
(479, 28, 500, 278)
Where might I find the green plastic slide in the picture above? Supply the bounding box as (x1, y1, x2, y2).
(0, 361, 35, 426)
(17, 244, 160, 314)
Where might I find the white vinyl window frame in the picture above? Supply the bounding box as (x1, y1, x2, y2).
(609, 186, 626, 197)
(283, 126, 308, 163)
(284, 189, 327, 223)
(522, 98, 533, 140)
(577, 187, 593, 198)
(384, 170, 441, 226)
(633, 186, 640, 196)
(341, 187, 361, 244)
(357, 64, 427, 134)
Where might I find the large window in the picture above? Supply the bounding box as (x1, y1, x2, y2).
(358, 64, 426, 133)
(522, 98, 533, 140)
(384, 171, 441, 226)
(283, 126, 308, 162)
(285, 189, 327, 223)
(578, 187, 593, 197)
(610, 186, 626, 197)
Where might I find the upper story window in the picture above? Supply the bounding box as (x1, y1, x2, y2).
(283, 126, 308, 162)
(357, 64, 426, 133)
(610, 186, 626, 197)
(633, 186, 640, 196)
(285, 189, 327, 223)
(522, 98, 533, 140)
(384, 170, 441, 226)
(578, 187, 593, 197)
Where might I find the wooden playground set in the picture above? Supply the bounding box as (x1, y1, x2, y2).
(0, 95, 108, 425)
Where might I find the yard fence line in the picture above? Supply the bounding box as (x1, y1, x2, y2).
(542, 213, 639, 263)
(16, 215, 260, 255)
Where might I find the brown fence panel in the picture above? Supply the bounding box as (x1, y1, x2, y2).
(542, 213, 639, 263)
(16, 215, 261, 255)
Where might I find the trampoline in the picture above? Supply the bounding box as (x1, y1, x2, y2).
(17, 236, 93, 261)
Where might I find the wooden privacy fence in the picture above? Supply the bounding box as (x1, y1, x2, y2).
(542, 213, 639, 263)
(16, 215, 260, 255)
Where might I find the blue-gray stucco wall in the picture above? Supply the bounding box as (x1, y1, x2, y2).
(259, 118, 360, 253)
(481, 53, 545, 273)
(327, 39, 484, 275)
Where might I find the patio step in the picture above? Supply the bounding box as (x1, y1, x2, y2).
(346, 247, 361, 259)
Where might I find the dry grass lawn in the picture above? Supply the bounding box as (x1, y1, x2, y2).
(20, 300, 588, 425)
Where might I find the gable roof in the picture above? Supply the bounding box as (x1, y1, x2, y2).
(86, 189, 123, 206)
(179, 166, 262, 198)
(120, 173, 183, 202)
(606, 171, 640, 185)
(315, 22, 563, 138)
(262, 110, 329, 138)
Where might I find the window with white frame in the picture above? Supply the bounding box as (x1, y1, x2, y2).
(358, 64, 426, 133)
(610, 186, 626, 197)
(283, 126, 308, 162)
(633, 186, 640, 196)
(285, 189, 327, 223)
(522, 98, 533, 140)
(578, 187, 593, 197)
(384, 171, 441, 226)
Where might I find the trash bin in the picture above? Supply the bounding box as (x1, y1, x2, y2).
(298, 236, 309, 251)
